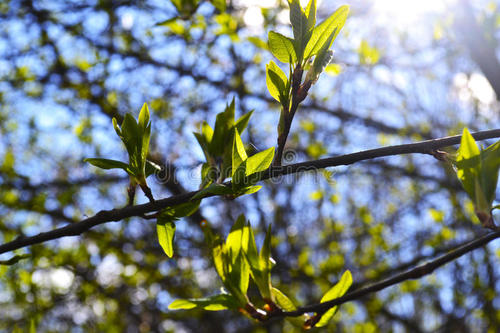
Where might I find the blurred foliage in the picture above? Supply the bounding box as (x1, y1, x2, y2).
(2, 0, 500, 332)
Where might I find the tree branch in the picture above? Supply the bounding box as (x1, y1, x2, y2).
(272, 229, 500, 319)
(1, 128, 500, 255)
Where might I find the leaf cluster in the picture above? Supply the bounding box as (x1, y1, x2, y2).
(84, 103, 161, 204)
(266, 1, 349, 111)
(169, 215, 352, 329)
(455, 128, 500, 228)
(193, 99, 274, 199)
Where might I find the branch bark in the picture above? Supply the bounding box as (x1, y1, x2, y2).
(272, 230, 500, 318)
(1, 128, 500, 254)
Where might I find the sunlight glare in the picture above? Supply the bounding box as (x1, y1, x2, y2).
(373, 0, 450, 24)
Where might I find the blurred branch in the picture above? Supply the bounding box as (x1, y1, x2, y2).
(273, 229, 500, 319)
(1, 128, 500, 254)
(455, 0, 500, 99)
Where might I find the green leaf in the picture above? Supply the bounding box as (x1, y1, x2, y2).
(173, 200, 201, 218)
(138, 103, 151, 166)
(169, 294, 239, 311)
(138, 103, 150, 132)
(303, 5, 349, 61)
(358, 40, 381, 65)
(480, 140, 500, 204)
(245, 222, 260, 272)
(268, 31, 297, 64)
(191, 183, 234, 200)
(308, 33, 335, 81)
(0, 254, 30, 266)
(266, 61, 288, 103)
(212, 242, 227, 282)
(231, 251, 250, 298)
(246, 147, 275, 176)
(84, 158, 133, 175)
(247, 223, 273, 300)
(305, 0, 316, 30)
(272, 287, 297, 311)
(315, 270, 353, 327)
(224, 215, 251, 298)
(232, 160, 247, 188)
(112, 117, 122, 137)
(145, 160, 162, 177)
(157, 220, 176, 258)
(289, 0, 311, 62)
(232, 129, 248, 177)
(456, 128, 481, 201)
(237, 185, 262, 196)
(226, 215, 247, 261)
(235, 110, 253, 134)
(121, 113, 141, 166)
(259, 224, 273, 289)
(195, 121, 214, 161)
(210, 99, 235, 156)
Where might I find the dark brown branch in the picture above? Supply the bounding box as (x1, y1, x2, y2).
(1, 128, 500, 254)
(272, 230, 500, 319)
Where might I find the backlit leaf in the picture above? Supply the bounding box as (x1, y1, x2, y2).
(84, 158, 133, 175)
(246, 147, 275, 176)
(157, 220, 176, 258)
(456, 128, 481, 201)
(232, 129, 247, 177)
(304, 5, 349, 60)
(315, 270, 353, 327)
(268, 31, 297, 64)
(266, 61, 288, 103)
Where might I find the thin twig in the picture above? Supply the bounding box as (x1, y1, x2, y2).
(1, 128, 500, 254)
(271, 230, 500, 319)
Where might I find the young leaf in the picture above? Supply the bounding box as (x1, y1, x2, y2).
(235, 110, 253, 134)
(210, 110, 230, 156)
(266, 61, 288, 103)
(246, 147, 275, 176)
(268, 31, 297, 64)
(226, 215, 247, 260)
(306, 33, 335, 82)
(247, 223, 273, 300)
(272, 287, 297, 311)
(288, 0, 311, 62)
(169, 293, 239, 311)
(138, 103, 151, 165)
(232, 160, 247, 188)
(121, 113, 141, 166)
(315, 270, 353, 327)
(303, 5, 349, 61)
(145, 160, 162, 177)
(212, 242, 227, 282)
(157, 220, 176, 258)
(480, 140, 500, 204)
(232, 129, 248, 176)
(84, 158, 133, 175)
(456, 128, 481, 201)
(236, 185, 262, 196)
(172, 201, 201, 218)
(112, 117, 122, 137)
(305, 0, 316, 30)
(258, 224, 273, 293)
(231, 251, 250, 298)
(138, 103, 150, 133)
(191, 183, 234, 200)
(245, 221, 260, 272)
